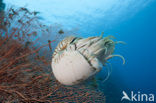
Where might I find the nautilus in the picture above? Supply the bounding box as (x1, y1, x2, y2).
(51, 33, 125, 85)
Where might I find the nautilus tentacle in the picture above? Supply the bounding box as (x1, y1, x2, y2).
(51, 33, 125, 85)
(105, 54, 125, 64)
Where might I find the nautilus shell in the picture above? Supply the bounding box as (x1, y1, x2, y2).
(51, 33, 125, 85)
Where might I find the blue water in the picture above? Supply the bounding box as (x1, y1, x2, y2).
(110, 1, 156, 90)
(4, 0, 156, 102)
(98, 2, 156, 102)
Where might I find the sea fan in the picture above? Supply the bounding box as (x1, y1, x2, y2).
(0, 7, 105, 103)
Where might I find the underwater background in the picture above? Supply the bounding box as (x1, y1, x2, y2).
(2, 0, 156, 103)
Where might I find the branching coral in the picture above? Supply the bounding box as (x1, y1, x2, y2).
(0, 7, 105, 102)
